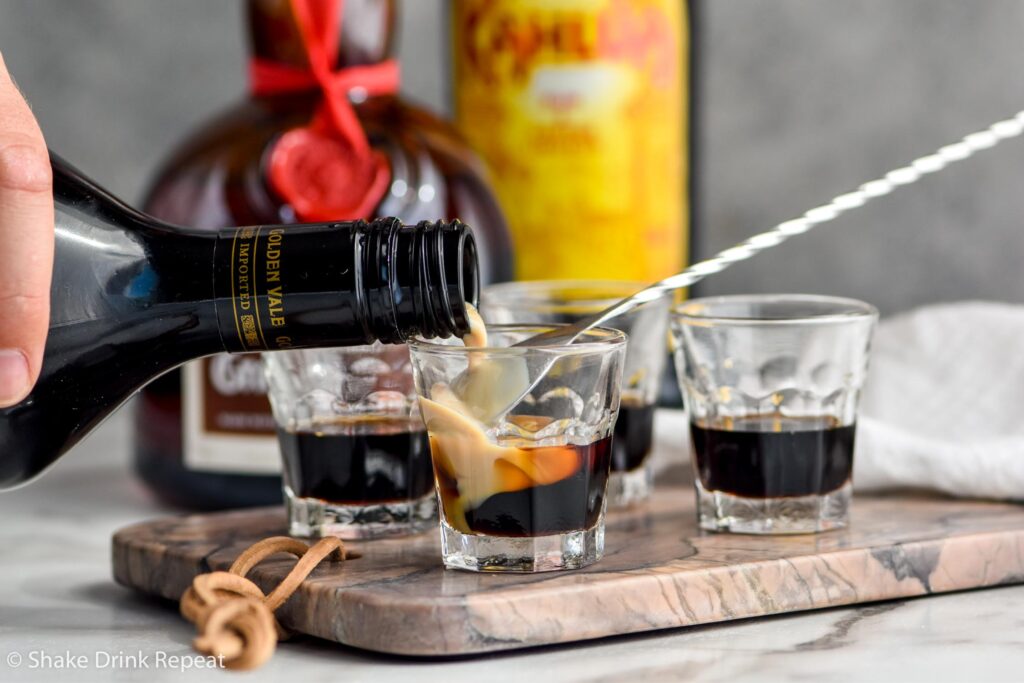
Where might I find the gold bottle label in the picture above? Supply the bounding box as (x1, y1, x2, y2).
(223, 225, 295, 352)
(453, 0, 688, 281)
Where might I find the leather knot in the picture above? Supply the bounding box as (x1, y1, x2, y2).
(179, 536, 346, 670)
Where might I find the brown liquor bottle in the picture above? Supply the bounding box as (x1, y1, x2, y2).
(135, 0, 512, 509)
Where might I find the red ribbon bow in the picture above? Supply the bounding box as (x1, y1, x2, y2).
(251, 0, 398, 221)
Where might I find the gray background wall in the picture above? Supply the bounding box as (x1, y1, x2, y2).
(1, 0, 1022, 315)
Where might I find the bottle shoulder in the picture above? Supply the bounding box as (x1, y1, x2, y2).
(363, 97, 492, 175)
(143, 98, 314, 227)
(362, 99, 509, 230)
(148, 95, 469, 185)
(143, 94, 510, 272)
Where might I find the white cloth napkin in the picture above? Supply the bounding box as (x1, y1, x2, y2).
(652, 301, 1024, 501)
(855, 301, 1024, 500)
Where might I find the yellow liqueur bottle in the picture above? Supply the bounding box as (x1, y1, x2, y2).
(452, 0, 691, 281)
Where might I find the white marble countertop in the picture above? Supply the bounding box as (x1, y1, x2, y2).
(1, 408, 1023, 683)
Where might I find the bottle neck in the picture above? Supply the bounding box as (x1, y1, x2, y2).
(247, 0, 395, 68)
(212, 218, 478, 352)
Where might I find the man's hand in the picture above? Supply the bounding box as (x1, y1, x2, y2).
(0, 52, 53, 407)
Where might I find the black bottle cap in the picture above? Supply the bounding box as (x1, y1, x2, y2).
(360, 218, 479, 343)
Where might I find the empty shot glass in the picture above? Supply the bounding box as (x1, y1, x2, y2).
(481, 281, 670, 507)
(671, 295, 877, 534)
(409, 325, 626, 572)
(263, 344, 435, 539)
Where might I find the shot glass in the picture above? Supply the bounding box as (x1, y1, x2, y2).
(481, 281, 670, 507)
(671, 295, 877, 534)
(409, 326, 627, 572)
(263, 344, 435, 539)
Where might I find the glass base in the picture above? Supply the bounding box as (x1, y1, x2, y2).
(607, 462, 654, 508)
(696, 480, 852, 534)
(285, 488, 436, 539)
(439, 520, 604, 573)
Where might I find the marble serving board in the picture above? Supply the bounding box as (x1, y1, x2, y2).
(112, 481, 1024, 657)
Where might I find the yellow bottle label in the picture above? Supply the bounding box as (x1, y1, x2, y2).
(453, 0, 688, 281)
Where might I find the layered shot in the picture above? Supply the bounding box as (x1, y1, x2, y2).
(481, 281, 670, 506)
(410, 308, 626, 572)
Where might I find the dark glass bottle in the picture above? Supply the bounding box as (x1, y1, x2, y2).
(0, 155, 478, 491)
(135, 0, 512, 509)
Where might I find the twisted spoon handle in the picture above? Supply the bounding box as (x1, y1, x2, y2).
(520, 110, 1024, 347)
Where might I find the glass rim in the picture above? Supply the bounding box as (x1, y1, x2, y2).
(672, 294, 878, 326)
(481, 279, 666, 311)
(409, 323, 627, 355)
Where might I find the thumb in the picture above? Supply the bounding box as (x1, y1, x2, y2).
(0, 53, 54, 407)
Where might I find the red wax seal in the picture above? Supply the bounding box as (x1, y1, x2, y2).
(268, 126, 390, 222)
